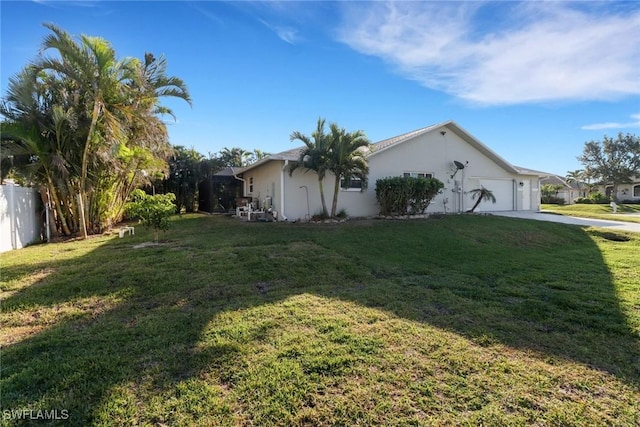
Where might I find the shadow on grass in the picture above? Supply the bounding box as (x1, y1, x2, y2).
(1, 214, 638, 425)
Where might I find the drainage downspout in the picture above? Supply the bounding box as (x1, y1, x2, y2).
(280, 160, 288, 221)
(232, 167, 247, 196)
(513, 179, 518, 210)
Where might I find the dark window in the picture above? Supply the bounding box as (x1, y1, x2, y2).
(403, 171, 433, 178)
(341, 177, 363, 191)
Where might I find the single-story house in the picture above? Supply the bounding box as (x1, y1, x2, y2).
(233, 120, 546, 221)
(600, 177, 640, 202)
(540, 175, 587, 204)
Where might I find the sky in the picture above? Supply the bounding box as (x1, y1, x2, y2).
(1, 0, 639, 176)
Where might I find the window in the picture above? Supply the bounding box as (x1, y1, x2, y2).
(634, 185, 640, 198)
(341, 177, 363, 191)
(403, 172, 433, 178)
(249, 177, 254, 193)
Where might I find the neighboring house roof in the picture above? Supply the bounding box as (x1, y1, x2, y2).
(540, 175, 572, 188)
(214, 166, 245, 177)
(515, 166, 552, 177)
(239, 120, 540, 176)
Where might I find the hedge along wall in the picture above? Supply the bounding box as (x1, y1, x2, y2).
(375, 176, 444, 216)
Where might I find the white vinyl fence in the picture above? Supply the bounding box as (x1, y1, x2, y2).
(0, 183, 43, 253)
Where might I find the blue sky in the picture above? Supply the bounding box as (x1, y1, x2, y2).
(2, 1, 639, 176)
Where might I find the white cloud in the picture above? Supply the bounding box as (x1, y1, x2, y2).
(336, 2, 640, 105)
(259, 18, 300, 44)
(581, 113, 640, 130)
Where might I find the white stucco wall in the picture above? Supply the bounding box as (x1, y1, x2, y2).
(243, 126, 541, 221)
(337, 128, 539, 216)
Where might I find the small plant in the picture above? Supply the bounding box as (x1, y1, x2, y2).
(125, 189, 176, 242)
(336, 208, 348, 219)
(467, 187, 496, 213)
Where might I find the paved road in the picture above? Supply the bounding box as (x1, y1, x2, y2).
(488, 211, 640, 233)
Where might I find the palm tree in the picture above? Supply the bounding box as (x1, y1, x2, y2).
(467, 187, 496, 213)
(220, 147, 252, 167)
(327, 123, 370, 217)
(565, 169, 585, 197)
(34, 24, 133, 237)
(3, 24, 191, 236)
(252, 149, 270, 162)
(289, 118, 332, 217)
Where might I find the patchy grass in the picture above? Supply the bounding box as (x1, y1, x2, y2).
(1, 214, 639, 426)
(542, 203, 640, 223)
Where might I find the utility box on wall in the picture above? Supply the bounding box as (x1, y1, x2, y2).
(0, 183, 43, 253)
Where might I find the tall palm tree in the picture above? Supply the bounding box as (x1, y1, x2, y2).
(3, 24, 191, 236)
(468, 187, 496, 213)
(327, 123, 370, 217)
(34, 24, 133, 237)
(289, 118, 332, 217)
(565, 169, 585, 197)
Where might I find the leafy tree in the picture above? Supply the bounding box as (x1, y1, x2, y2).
(577, 133, 640, 202)
(289, 118, 332, 217)
(164, 146, 203, 213)
(541, 183, 565, 204)
(125, 189, 176, 242)
(468, 187, 496, 213)
(217, 147, 270, 167)
(327, 123, 371, 217)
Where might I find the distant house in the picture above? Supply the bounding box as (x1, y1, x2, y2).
(540, 175, 587, 204)
(598, 177, 640, 202)
(232, 121, 546, 221)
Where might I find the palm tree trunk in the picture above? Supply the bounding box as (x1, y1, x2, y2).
(318, 177, 328, 217)
(331, 174, 341, 218)
(469, 197, 482, 213)
(79, 99, 102, 239)
(46, 176, 72, 235)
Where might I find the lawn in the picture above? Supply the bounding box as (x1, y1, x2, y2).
(1, 214, 639, 426)
(542, 203, 640, 224)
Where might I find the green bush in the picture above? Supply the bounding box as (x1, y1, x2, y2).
(375, 176, 444, 216)
(588, 192, 610, 204)
(541, 195, 565, 205)
(125, 189, 176, 241)
(574, 197, 594, 204)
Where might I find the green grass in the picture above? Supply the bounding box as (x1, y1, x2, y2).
(1, 214, 639, 426)
(542, 203, 640, 223)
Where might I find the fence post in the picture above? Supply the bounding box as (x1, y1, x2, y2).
(8, 182, 17, 250)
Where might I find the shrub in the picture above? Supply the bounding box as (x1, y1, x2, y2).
(125, 189, 176, 242)
(541, 195, 565, 205)
(588, 192, 610, 204)
(574, 197, 594, 204)
(375, 176, 444, 216)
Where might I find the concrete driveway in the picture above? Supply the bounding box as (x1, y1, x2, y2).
(488, 211, 640, 233)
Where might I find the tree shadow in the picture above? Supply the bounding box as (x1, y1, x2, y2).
(1, 214, 638, 425)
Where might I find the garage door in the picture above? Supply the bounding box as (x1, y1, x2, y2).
(476, 179, 513, 211)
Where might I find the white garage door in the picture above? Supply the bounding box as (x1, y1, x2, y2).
(477, 179, 513, 211)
